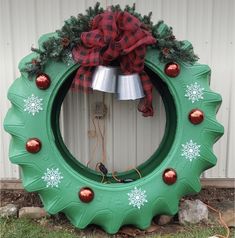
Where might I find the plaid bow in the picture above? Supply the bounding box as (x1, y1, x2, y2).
(72, 11, 156, 117)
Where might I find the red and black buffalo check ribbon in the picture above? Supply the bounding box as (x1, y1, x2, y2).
(72, 10, 156, 117)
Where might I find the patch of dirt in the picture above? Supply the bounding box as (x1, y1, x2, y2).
(35, 213, 186, 237)
(0, 190, 42, 208)
(1, 187, 234, 237)
(184, 187, 235, 205)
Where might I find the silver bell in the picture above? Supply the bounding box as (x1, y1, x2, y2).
(117, 73, 145, 100)
(91, 66, 119, 93)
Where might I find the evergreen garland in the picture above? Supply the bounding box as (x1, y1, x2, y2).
(23, 2, 198, 76)
(152, 21, 199, 63)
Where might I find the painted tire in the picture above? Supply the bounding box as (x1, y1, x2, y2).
(4, 32, 223, 234)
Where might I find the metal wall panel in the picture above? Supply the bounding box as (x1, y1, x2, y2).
(62, 89, 165, 172)
(0, 0, 234, 179)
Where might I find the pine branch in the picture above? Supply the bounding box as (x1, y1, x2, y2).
(22, 2, 199, 76)
(152, 21, 198, 64)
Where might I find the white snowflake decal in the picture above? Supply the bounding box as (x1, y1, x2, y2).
(185, 82, 204, 103)
(24, 94, 43, 116)
(181, 140, 201, 161)
(42, 168, 63, 188)
(128, 187, 147, 209)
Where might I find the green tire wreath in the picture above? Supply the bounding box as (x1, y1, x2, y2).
(4, 3, 223, 234)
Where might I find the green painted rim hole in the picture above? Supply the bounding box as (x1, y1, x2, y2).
(51, 66, 177, 182)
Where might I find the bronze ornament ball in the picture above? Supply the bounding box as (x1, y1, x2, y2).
(162, 168, 177, 185)
(79, 187, 94, 203)
(26, 138, 42, 153)
(164, 62, 180, 77)
(36, 73, 51, 89)
(189, 109, 204, 125)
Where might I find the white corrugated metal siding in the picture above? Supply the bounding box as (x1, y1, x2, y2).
(0, 0, 234, 179)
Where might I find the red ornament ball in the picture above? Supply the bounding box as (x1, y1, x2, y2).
(164, 62, 180, 77)
(79, 187, 94, 203)
(36, 73, 51, 90)
(26, 138, 41, 153)
(189, 109, 204, 125)
(163, 168, 177, 185)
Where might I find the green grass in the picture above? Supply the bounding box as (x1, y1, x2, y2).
(0, 218, 233, 238)
(153, 226, 231, 238)
(0, 218, 77, 238)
